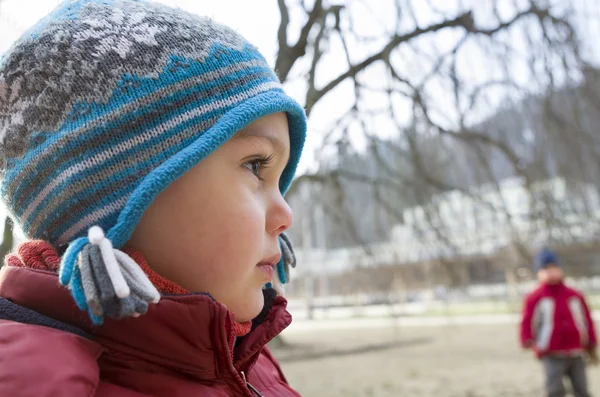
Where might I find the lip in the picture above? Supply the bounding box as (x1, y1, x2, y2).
(256, 253, 281, 268)
(256, 253, 281, 282)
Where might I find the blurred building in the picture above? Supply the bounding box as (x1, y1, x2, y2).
(290, 177, 600, 299)
(392, 176, 600, 260)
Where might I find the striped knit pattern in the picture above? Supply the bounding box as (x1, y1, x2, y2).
(0, 0, 306, 248)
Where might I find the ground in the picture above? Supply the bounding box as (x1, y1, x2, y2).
(271, 322, 600, 397)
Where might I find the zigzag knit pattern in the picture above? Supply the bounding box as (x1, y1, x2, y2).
(0, 0, 306, 249)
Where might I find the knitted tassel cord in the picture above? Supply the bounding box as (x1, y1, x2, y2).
(276, 232, 296, 285)
(58, 225, 161, 324)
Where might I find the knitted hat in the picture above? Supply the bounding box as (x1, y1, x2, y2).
(533, 247, 560, 272)
(0, 0, 306, 323)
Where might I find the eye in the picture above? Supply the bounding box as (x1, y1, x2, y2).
(245, 160, 262, 177)
(242, 155, 273, 180)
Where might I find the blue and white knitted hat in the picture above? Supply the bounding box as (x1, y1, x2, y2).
(0, 0, 306, 323)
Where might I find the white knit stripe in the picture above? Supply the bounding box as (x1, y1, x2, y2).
(114, 249, 160, 303)
(8, 59, 271, 198)
(23, 80, 281, 228)
(97, 237, 130, 299)
(58, 195, 129, 245)
(536, 297, 555, 351)
(568, 297, 589, 346)
(55, 81, 280, 244)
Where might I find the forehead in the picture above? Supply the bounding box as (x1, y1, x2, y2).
(230, 113, 290, 152)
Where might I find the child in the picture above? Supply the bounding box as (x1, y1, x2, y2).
(520, 248, 598, 397)
(0, 0, 306, 396)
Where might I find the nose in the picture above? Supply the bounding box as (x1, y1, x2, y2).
(267, 191, 293, 235)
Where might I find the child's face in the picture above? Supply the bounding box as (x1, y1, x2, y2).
(126, 112, 293, 322)
(537, 264, 564, 285)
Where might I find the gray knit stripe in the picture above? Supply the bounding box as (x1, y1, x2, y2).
(130, 295, 149, 316)
(282, 245, 294, 267)
(78, 244, 103, 316)
(115, 250, 160, 303)
(58, 195, 130, 246)
(88, 245, 142, 319)
(12, 67, 270, 209)
(39, 174, 139, 240)
(89, 244, 121, 318)
(29, 113, 221, 238)
(119, 260, 160, 303)
(116, 295, 138, 319)
(281, 244, 292, 280)
(280, 233, 296, 268)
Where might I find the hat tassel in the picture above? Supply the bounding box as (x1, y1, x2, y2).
(59, 226, 160, 325)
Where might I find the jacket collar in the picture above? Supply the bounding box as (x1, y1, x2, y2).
(0, 242, 292, 381)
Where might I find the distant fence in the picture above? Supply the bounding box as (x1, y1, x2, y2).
(285, 276, 600, 320)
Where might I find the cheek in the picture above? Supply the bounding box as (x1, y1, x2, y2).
(132, 165, 269, 293)
(178, 197, 265, 292)
(178, 190, 265, 265)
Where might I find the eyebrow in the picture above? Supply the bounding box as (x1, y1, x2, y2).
(233, 129, 289, 159)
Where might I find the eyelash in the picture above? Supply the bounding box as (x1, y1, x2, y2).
(243, 154, 274, 181)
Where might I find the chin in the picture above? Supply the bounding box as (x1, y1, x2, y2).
(234, 289, 265, 323)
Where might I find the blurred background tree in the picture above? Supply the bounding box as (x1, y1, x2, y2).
(272, 0, 600, 293)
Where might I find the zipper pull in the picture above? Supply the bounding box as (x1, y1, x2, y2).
(240, 371, 264, 397)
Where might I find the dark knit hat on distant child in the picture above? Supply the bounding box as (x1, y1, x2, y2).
(533, 248, 560, 272)
(0, 0, 306, 324)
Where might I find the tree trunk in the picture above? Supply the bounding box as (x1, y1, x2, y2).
(0, 217, 14, 268)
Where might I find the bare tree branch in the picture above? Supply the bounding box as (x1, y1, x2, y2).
(305, 11, 475, 115)
(276, 0, 325, 82)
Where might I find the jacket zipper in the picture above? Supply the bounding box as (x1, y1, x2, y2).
(240, 371, 264, 397)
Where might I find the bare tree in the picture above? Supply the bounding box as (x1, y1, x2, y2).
(0, 217, 13, 268)
(277, 0, 600, 288)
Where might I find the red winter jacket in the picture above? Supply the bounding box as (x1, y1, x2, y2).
(0, 242, 301, 397)
(520, 281, 597, 357)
